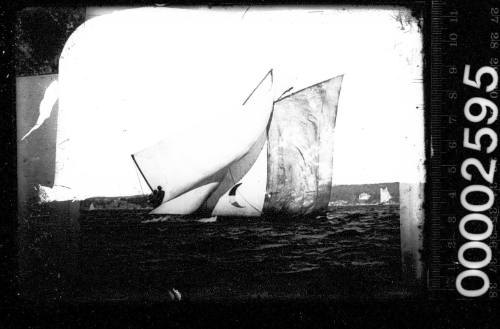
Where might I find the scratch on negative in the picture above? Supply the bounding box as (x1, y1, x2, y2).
(58, 138, 70, 145)
(242, 6, 250, 19)
(295, 146, 307, 164)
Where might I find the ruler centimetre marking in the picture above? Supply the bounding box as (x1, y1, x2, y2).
(430, 0, 445, 294)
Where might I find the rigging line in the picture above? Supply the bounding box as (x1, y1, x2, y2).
(238, 192, 263, 215)
(275, 86, 294, 103)
(135, 165, 145, 195)
(242, 69, 273, 106)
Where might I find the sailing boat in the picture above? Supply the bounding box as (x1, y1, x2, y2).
(132, 70, 273, 216)
(132, 73, 344, 217)
(379, 187, 392, 204)
(358, 192, 371, 204)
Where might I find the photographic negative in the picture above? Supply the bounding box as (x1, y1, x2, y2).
(17, 6, 426, 302)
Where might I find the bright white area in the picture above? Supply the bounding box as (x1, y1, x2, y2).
(48, 6, 424, 200)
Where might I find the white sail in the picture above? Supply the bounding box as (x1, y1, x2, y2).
(380, 187, 392, 203)
(358, 192, 371, 201)
(211, 140, 268, 217)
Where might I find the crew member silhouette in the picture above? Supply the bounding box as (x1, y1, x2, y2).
(150, 185, 165, 207)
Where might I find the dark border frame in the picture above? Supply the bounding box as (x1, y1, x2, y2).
(2, 0, 499, 327)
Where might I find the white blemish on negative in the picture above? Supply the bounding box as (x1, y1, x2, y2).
(21, 80, 58, 141)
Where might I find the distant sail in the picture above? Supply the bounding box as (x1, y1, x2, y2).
(358, 192, 371, 201)
(380, 187, 392, 204)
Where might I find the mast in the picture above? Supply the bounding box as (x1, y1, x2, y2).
(131, 154, 154, 192)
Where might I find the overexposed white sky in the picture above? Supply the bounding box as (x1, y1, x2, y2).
(49, 6, 424, 199)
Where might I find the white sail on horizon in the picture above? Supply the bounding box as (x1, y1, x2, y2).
(358, 193, 371, 201)
(380, 187, 392, 203)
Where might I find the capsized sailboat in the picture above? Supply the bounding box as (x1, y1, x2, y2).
(132, 73, 343, 217)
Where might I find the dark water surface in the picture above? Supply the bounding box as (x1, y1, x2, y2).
(19, 204, 412, 302)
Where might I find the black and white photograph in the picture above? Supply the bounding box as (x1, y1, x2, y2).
(5, 0, 500, 326)
(15, 6, 428, 303)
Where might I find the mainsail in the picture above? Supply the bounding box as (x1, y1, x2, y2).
(264, 75, 343, 215)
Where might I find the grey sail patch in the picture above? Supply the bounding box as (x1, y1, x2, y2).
(263, 75, 344, 216)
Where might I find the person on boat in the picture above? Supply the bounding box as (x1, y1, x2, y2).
(156, 186, 165, 206)
(150, 186, 165, 207)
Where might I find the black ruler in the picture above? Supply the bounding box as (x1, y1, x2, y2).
(429, 0, 500, 299)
